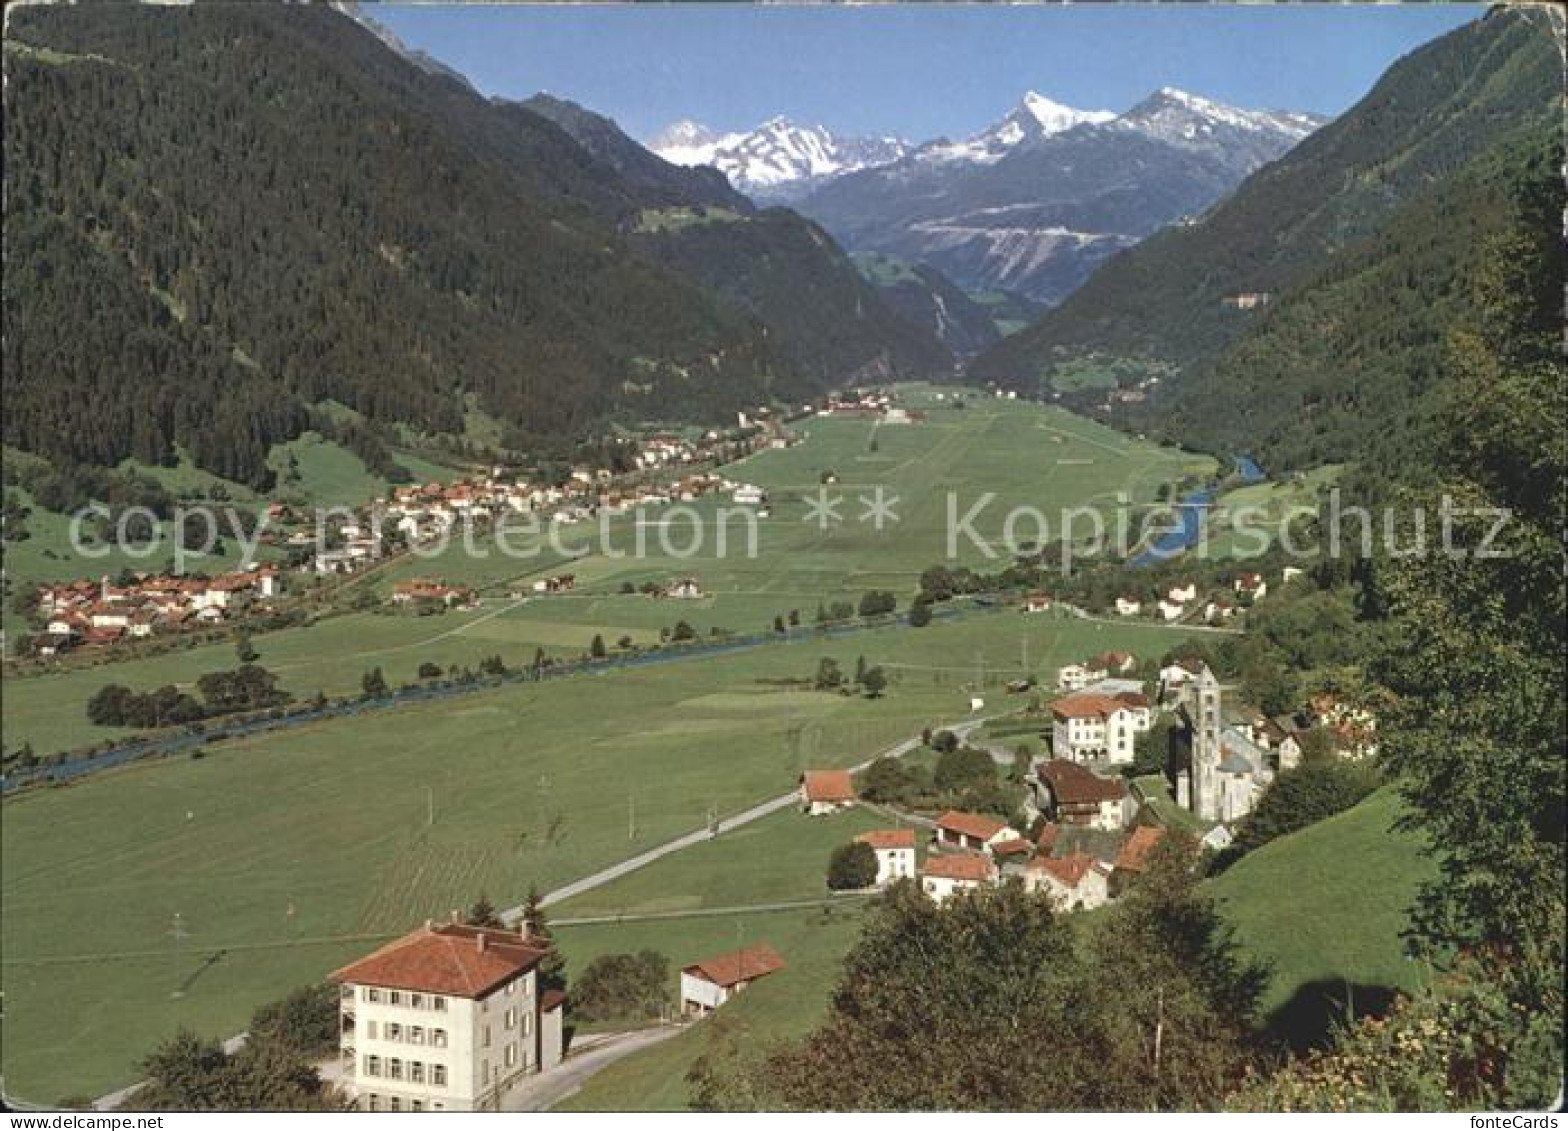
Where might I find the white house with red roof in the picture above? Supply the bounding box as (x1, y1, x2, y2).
(856, 828, 917, 886)
(799, 770, 856, 816)
(1049, 690, 1153, 764)
(330, 919, 565, 1112)
(920, 853, 996, 903)
(680, 944, 786, 1015)
(1234, 572, 1269, 601)
(932, 810, 1018, 855)
(1025, 851, 1112, 911)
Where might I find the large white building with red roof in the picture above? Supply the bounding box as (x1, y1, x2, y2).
(330, 919, 565, 1112)
(1049, 689, 1153, 764)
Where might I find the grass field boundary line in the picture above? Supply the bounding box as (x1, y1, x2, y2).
(2, 930, 403, 967)
(551, 893, 873, 927)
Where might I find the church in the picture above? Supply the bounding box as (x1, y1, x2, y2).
(1169, 663, 1276, 824)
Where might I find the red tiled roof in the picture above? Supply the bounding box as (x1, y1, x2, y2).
(936, 810, 1008, 842)
(857, 829, 917, 850)
(331, 923, 547, 998)
(801, 770, 855, 803)
(923, 854, 995, 883)
(1049, 693, 1130, 721)
(540, 989, 567, 1012)
(989, 837, 1034, 857)
(1029, 851, 1098, 888)
(1036, 823, 1062, 853)
(1038, 760, 1129, 805)
(1114, 691, 1151, 709)
(1115, 826, 1167, 873)
(683, 944, 786, 988)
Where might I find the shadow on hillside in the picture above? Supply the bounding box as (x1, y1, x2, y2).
(1266, 979, 1400, 1053)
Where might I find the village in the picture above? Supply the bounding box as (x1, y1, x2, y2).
(313, 559, 1382, 1113)
(13, 388, 969, 660)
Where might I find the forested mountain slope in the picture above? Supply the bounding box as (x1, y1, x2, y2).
(2, 4, 942, 491)
(969, 8, 1561, 387)
(1151, 127, 1563, 477)
(521, 95, 953, 383)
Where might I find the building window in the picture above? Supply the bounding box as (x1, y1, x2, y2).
(412, 1100, 424, 1113)
(388, 1058, 403, 1081)
(504, 1008, 516, 1030)
(389, 991, 403, 1006)
(432, 1065, 448, 1087)
(433, 1103, 444, 1111)
(390, 1097, 401, 1113)
(410, 1062, 425, 1084)
(367, 1095, 380, 1112)
(365, 988, 380, 1003)
(432, 1029, 448, 1048)
(410, 1026, 424, 1045)
(387, 1023, 402, 1042)
(433, 996, 447, 1012)
(522, 1012, 531, 1037)
(411, 993, 424, 1010)
(505, 1044, 517, 1068)
(483, 1025, 492, 1048)
(364, 1055, 381, 1077)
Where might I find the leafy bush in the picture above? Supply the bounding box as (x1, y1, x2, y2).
(827, 841, 879, 891)
(572, 951, 671, 1024)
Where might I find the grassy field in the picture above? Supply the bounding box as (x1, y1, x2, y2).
(551, 806, 890, 1110)
(380, 397, 1214, 598)
(1209, 787, 1437, 1023)
(558, 786, 1438, 1110)
(0, 611, 1193, 1103)
(556, 906, 865, 1111)
(1, 397, 1219, 1101)
(5, 395, 1211, 755)
(1204, 464, 1343, 559)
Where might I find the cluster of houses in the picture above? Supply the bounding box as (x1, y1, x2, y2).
(29, 568, 282, 655)
(796, 762, 1166, 916)
(810, 389, 925, 424)
(390, 579, 476, 609)
(372, 469, 750, 554)
(796, 767, 1167, 914)
(1113, 567, 1292, 624)
(1045, 651, 1304, 827)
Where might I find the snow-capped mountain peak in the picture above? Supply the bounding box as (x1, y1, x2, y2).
(918, 92, 1115, 165)
(1122, 87, 1326, 143)
(1020, 91, 1116, 135)
(650, 117, 910, 200)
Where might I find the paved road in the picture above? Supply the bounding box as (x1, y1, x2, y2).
(502, 1026, 685, 1112)
(511, 715, 989, 919)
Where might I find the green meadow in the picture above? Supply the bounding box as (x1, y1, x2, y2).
(557, 787, 1437, 1111)
(1, 609, 1192, 1103)
(552, 806, 890, 1111)
(1209, 786, 1437, 1018)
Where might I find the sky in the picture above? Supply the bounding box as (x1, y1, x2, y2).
(373, 3, 1486, 144)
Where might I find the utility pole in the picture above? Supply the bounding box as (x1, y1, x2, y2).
(1152, 987, 1165, 1079)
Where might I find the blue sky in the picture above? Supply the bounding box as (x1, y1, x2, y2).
(374, 3, 1485, 143)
